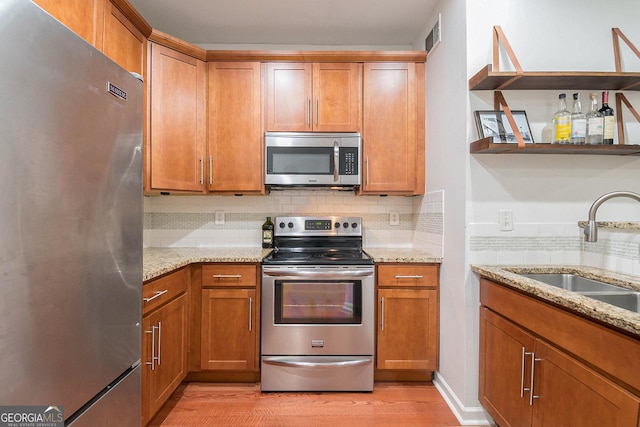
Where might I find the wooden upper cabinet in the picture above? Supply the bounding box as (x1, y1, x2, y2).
(208, 62, 263, 193)
(102, 0, 146, 75)
(362, 62, 425, 195)
(265, 62, 361, 132)
(33, 0, 105, 47)
(148, 42, 207, 193)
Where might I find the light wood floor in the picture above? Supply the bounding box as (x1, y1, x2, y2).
(149, 382, 465, 426)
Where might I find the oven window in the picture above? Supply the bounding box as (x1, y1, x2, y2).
(274, 280, 362, 324)
(267, 147, 333, 175)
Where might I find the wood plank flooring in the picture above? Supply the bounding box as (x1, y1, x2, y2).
(149, 382, 462, 426)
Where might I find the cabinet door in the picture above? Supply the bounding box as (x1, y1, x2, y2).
(148, 43, 206, 192)
(313, 63, 361, 132)
(532, 340, 640, 427)
(208, 62, 263, 193)
(102, 0, 146, 75)
(33, 0, 104, 48)
(265, 63, 312, 131)
(201, 289, 258, 371)
(377, 288, 437, 370)
(479, 308, 535, 427)
(362, 62, 420, 194)
(142, 293, 188, 425)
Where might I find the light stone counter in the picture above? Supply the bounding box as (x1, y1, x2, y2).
(364, 248, 442, 263)
(144, 247, 271, 282)
(472, 264, 640, 337)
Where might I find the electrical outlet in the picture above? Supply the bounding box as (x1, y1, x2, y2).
(215, 210, 225, 225)
(390, 212, 400, 226)
(499, 209, 513, 231)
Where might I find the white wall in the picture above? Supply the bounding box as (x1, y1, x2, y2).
(415, 0, 640, 424)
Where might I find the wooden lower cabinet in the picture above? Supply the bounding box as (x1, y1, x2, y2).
(376, 264, 439, 378)
(200, 288, 257, 370)
(142, 268, 189, 426)
(198, 264, 260, 375)
(479, 280, 640, 427)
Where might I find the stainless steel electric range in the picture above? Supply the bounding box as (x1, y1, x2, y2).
(261, 216, 375, 392)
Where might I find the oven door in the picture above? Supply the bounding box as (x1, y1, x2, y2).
(261, 266, 374, 356)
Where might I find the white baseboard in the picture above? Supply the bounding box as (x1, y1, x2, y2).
(433, 372, 493, 426)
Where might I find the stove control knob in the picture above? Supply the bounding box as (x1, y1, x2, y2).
(334, 222, 341, 228)
(279, 222, 285, 229)
(287, 222, 294, 229)
(343, 222, 349, 229)
(351, 222, 358, 229)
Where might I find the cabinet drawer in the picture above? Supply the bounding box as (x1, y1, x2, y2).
(143, 267, 189, 315)
(202, 264, 257, 288)
(377, 264, 439, 288)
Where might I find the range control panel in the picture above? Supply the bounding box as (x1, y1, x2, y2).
(274, 216, 362, 236)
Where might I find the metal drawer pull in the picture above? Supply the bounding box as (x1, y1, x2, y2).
(248, 297, 253, 332)
(213, 274, 242, 278)
(263, 358, 372, 368)
(143, 290, 168, 303)
(394, 275, 424, 279)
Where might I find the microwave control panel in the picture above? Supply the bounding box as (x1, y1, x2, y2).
(339, 147, 358, 175)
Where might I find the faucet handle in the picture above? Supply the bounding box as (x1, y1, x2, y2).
(584, 220, 598, 242)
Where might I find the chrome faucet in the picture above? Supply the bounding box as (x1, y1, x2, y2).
(584, 191, 640, 242)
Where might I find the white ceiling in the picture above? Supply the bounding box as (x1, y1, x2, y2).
(128, 0, 438, 48)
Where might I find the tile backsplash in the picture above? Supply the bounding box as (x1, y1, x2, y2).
(143, 189, 445, 255)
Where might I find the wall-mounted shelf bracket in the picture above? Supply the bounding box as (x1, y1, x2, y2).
(492, 26, 523, 89)
(493, 91, 525, 148)
(612, 28, 640, 73)
(615, 93, 640, 146)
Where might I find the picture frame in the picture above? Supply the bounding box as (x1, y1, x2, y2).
(474, 110, 534, 144)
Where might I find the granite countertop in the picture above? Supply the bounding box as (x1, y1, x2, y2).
(144, 247, 442, 282)
(472, 264, 640, 337)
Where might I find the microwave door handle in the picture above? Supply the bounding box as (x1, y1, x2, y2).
(334, 140, 339, 182)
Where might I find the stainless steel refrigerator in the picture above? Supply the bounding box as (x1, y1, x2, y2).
(0, 1, 143, 425)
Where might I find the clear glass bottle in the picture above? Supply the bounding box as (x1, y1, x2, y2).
(569, 93, 586, 144)
(552, 93, 571, 144)
(585, 92, 604, 144)
(262, 216, 274, 248)
(599, 90, 615, 144)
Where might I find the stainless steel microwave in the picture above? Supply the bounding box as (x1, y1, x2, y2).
(264, 132, 361, 188)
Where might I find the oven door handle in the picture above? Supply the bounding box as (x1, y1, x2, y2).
(263, 357, 373, 368)
(262, 269, 374, 278)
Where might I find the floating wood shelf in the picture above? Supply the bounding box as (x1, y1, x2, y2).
(469, 66, 640, 91)
(470, 137, 640, 155)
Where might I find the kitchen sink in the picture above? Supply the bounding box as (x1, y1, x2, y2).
(519, 273, 629, 293)
(583, 292, 640, 313)
(519, 273, 640, 313)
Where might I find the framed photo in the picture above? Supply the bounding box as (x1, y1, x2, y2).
(474, 110, 534, 143)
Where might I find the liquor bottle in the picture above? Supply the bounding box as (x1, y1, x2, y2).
(552, 93, 571, 144)
(262, 216, 274, 248)
(599, 91, 615, 144)
(585, 92, 604, 144)
(569, 93, 586, 144)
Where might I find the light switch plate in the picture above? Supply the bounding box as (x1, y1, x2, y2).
(499, 209, 513, 231)
(390, 212, 400, 226)
(215, 210, 225, 225)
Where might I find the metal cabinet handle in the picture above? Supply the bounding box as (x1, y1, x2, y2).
(381, 297, 385, 331)
(521, 349, 531, 397)
(315, 97, 319, 125)
(199, 157, 204, 185)
(156, 321, 162, 366)
(529, 353, 542, 405)
(209, 155, 213, 185)
(263, 357, 372, 368)
(307, 97, 311, 127)
(394, 275, 424, 279)
(365, 156, 370, 185)
(213, 274, 242, 279)
(145, 326, 156, 371)
(143, 290, 168, 303)
(333, 140, 339, 182)
(248, 297, 253, 332)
